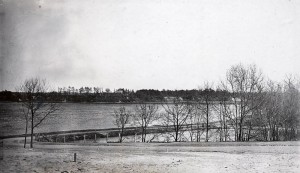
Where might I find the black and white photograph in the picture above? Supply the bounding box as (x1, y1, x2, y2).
(0, 0, 299, 172)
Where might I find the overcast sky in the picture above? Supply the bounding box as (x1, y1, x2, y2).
(0, 0, 299, 91)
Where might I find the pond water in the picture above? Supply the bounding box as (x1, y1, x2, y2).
(0, 102, 176, 136)
(0, 102, 220, 136)
(0, 102, 138, 136)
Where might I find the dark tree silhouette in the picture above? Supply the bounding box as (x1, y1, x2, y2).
(134, 103, 159, 142)
(113, 106, 131, 143)
(18, 78, 59, 148)
(162, 98, 194, 142)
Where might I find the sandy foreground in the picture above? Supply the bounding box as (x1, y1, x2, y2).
(0, 139, 300, 173)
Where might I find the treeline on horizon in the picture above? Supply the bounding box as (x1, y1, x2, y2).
(0, 87, 229, 103)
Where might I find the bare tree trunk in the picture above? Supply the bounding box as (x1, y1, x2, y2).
(120, 126, 124, 143)
(30, 111, 34, 148)
(196, 122, 200, 142)
(239, 120, 243, 141)
(235, 104, 238, 141)
(276, 127, 279, 141)
(141, 119, 145, 142)
(247, 124, 251, 141)
(144, 128, 147, 142)
(24, 119, 28, 148)
(175, 124, 179, 142)
(190, 123, 193, 142)
(206, 103, 209, 142)
(224, 125, 227, 142)
(141, 127, 144, 142)
(224, 117, 227, 142)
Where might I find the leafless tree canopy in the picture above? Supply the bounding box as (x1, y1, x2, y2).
(198, 82, 215, 142)
(162, 98, 194, 142)
(113, 106, 131, 143)
(220, 64, 265, 141)
(134, 103, 159, 142)
(18, 77, 59, 148)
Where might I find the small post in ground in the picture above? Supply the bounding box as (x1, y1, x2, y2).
(74, 153, 76, 162)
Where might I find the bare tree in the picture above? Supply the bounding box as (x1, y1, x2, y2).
(255, 76, 300, 141)
(134, 103, 159, 142)
(221, 64, 265, 141)
(113, 106, 131, 143)
(281, 76, 300, 141)
(198, 82, 215, 142)
(214, 86, 231, 142)
(187, 105, 204, 142)
(19, 104, 29, 148)
(18, 78, 59, 148)
(162, 98, 193, 142)
(261, 80, 283, 141)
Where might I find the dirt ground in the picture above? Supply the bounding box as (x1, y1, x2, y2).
(0, 139, 299, 173)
